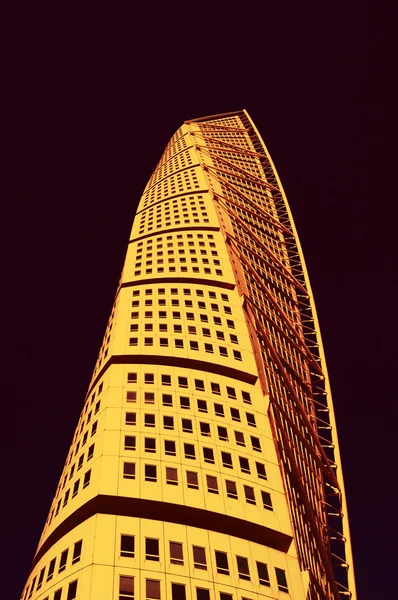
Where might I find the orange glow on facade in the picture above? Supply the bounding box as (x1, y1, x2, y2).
(21, 111, 356, 600)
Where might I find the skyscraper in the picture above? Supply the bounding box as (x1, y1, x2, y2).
(21, 111, 356, 600)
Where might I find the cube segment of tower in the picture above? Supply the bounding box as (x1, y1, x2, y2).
(21, 110, 356, 600)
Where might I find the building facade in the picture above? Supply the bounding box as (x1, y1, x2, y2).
(21, 111, 356, 600)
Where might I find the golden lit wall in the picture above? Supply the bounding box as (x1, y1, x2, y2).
(21, 112, 355, 600)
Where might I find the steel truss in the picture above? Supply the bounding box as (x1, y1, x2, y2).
(186, 113, 354, 600)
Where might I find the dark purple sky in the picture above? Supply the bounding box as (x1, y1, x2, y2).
(4, 4, 393, 599)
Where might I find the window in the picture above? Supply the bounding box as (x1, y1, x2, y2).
(83, 469, 91, 488)
(202, 327, 210, 336)
(121, 535, 135, 557)
(128, 372, 137, 383)
(123, 462, 136, 479)
(72, 540, 82, 564)
(196, 590, 210, 600)
(182, 419, 193, 433)
(197, 400, 207, 413)
(200, 422, 210, 437)
(163, 394, 173, 406)
(126, 412, 136, 425)
(186, 471, 199, 489)
(239, 457, 250, 473)
(162, 374, 171, 386)
(170, 541, 184, 565)
(28, 576, 36, 598)
(125, 436, 136, 450)
(46, 558, 56, 581)
(195, 379, 205, 391)
(145, 373, 154, 384)
(166, 467, 178, 485)
(226, 386, 236, 399)
(230, 408, 240, 421)
(251, 436, 261, 452)
(235, 431, 245, 446)
(237, 556, 250, 580)
(211, 382, 221, 395)
(163, 415, 174, 429)
(87, 444, 94, 460)
(58, 549, 68, 572)
(184, 443, 195, 459)
(256, 462, 267, 480)
(244, 485, 256, 505)
(221, 452, 233, 468)
(36, 567, 45, 589)
(126, 391, 137, 402)
(146, 579, 161, 600)
(54, 589, 62, 600)
(145, 464, 157, 482)
(145, 438, 156, 453)
(214, 403, 224, 417)
(226, 480, 238, 499)
(190, 341, 199, 350)
(145, 538, 159, 561)
(180, 396, 190, 409)
(145, 414, 156, 427)
(218, 426, 228, 441)
(203, 447, 214, 463)
(204, 343, 213, 353)
(246, 413, 256, 427)
(171, 583, 186, 600)
(257, 561, 270, 586)
(178, 376, 188, 388)
(206, 475, 218, 493)
(129, 337, 138, 346)
(119, 575, 134, 599)
(220, 594, 232, 600)
(261, 491, 273, 510)
(242, 391, 251, 403)
(165, 440, 176, 455)
(193, 546, 207, 569)
(215, 551, 229, 575)
(275, 568, 289, 592)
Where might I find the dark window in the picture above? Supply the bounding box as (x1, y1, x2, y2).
(235, 431, 245, 446)
(219, 594, 232, 600)
(145, 438, 156, 453)
(203, 447, 214, 463)
(214, 403, 224, 417)
(184, 443, 195, 459)
(145, 414, 155, 427)
(46, 558, 56, 581)
(218, 426, 228, 441)
(126, 391, 137, 402)
(163, 415, 174, 429)
(257, 561, 270, 586)
(53, 589, 62, 600)
(163, 394, 173, 406)
(251, 436, 261, 452)
(178, 376, 188, 388)
(165, 440, 176, 455)
(192, 546, 207, 569)
(170, 542, 184, 565)
(196, 590, 210, 600)
(211, 382, 221, 395)
(244, 485, 256, 504)
(123, 462, 136, 479)
(261, 491, 273, 510)
(67, 582, 78, 600)
(256, 462, 267, 479)
(87, 444, 94, 460)
(126, 412, 136, 425)
(182, 419, 193, 433)
(242, 391, 251, 404)
(187, 471, 199, 488)
(166, 467, 178, 485)
(145, 538, 159, 561)
(275, 568, 289, 592)
(200, 422, 211, 436)
(121, 535, 135, 557)
(83, 469, 91, 488)
(230, 408, 240, 421)
(171, 583, 186, 600)
(119, 575, 134, 598)
(239, 457, 250, 473)
(215, 551, 229, 575)
(146, 579, 161, 599)
(190, 340, 199, 350)
(195, 379, 205, 391)
(58, 549, 68, 572)
(72, 540, 82, 564)
(226, 386, 236, 399)
(145, 373, 154, 384)
(221, 452, 233, 468)
(37, 568, 45, 589)
(246, 413, 256, 427)
(145, 464, 157, 481)
(237, 556, 251, 580)
(206, 475, 218, 493)
(124, 436, 136, 450)
(226, 480, 238, 499)
(180, 396, 190, 409)
(162, 374, 171, 386)
(197, 399, 207, 413)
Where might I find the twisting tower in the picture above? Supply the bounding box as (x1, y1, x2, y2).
(21, 111, 356, 600)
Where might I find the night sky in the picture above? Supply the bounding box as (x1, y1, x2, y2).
(4, 4, 393, 599)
